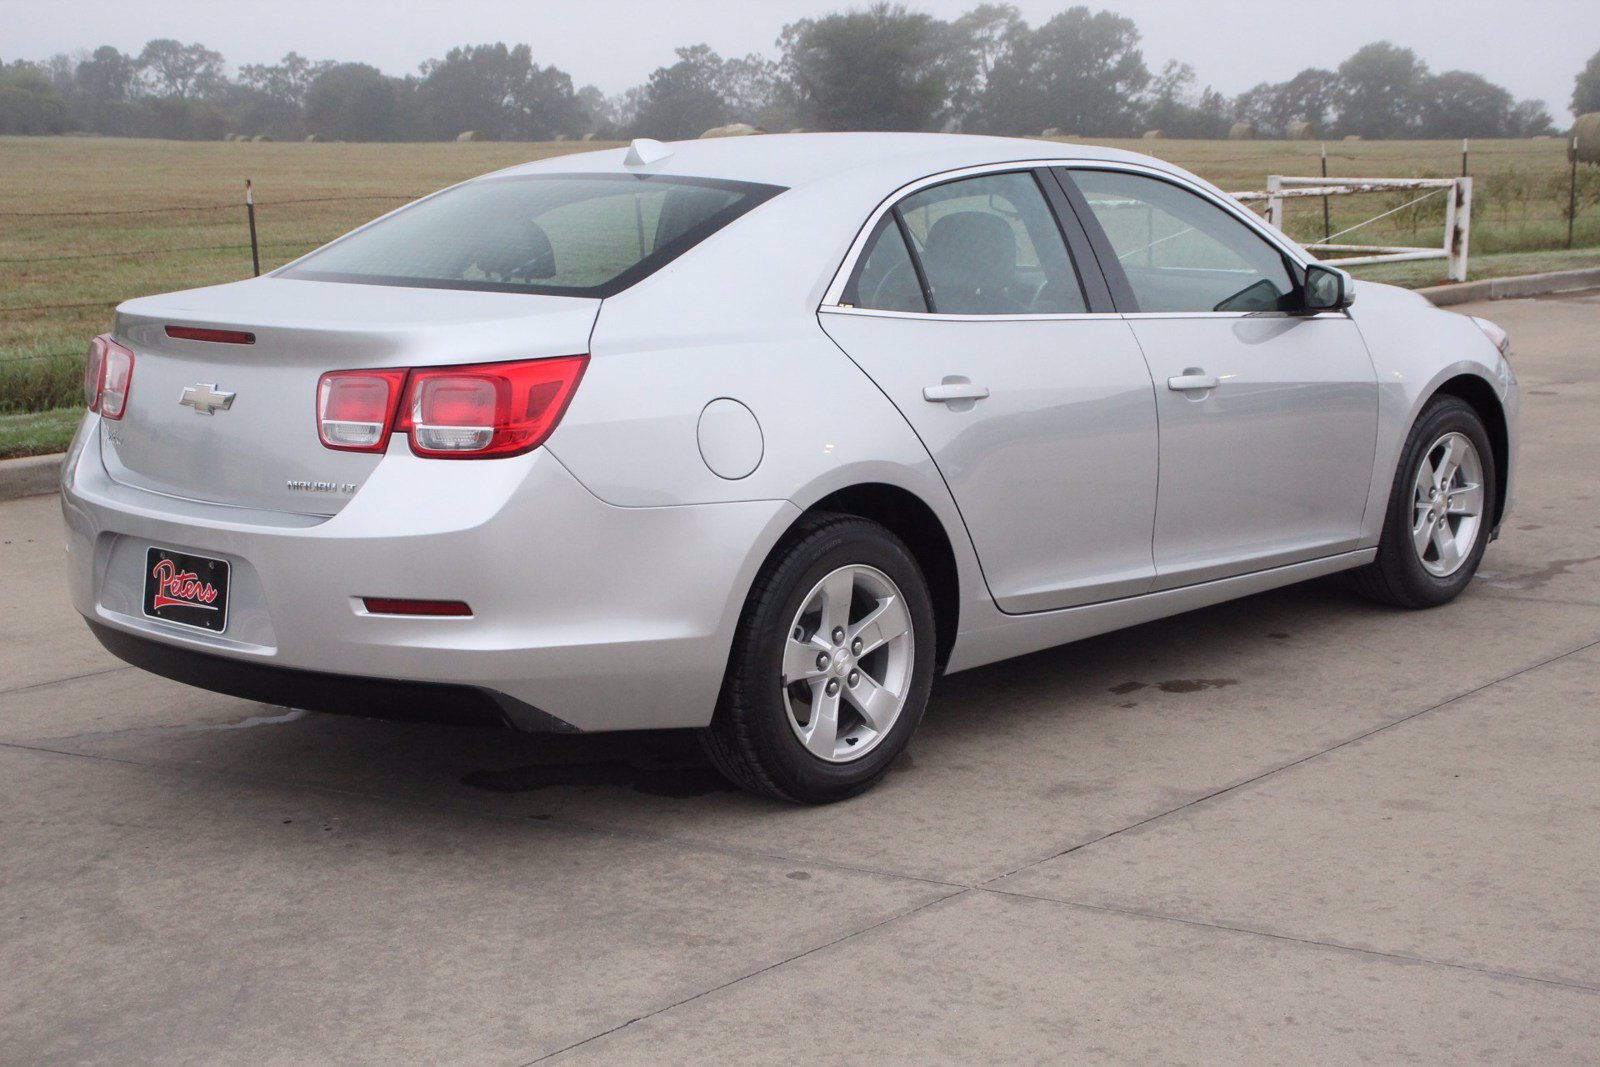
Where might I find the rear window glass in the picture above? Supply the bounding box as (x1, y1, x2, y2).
(279, 173, 784, 297)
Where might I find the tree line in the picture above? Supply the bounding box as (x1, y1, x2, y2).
(1, 4, 1591, 143)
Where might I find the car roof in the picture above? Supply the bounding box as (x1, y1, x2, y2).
(490, 132, 1172, 192)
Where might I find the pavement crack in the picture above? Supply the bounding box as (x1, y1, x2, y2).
(0, 664, 131, 698)
(518, 888, 971, 1064)
(981, 889, 1600, 995)
(981, 634, 1600, 887)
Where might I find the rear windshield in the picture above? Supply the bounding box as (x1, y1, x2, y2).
(279, 173, 784, 298)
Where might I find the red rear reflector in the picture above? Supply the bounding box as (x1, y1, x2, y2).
(361, 598, 472, 617)
(166, 326, 256, 345)
(317, 368, 408, 452)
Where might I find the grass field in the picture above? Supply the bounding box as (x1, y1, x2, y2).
(2, 134, 1597, 457)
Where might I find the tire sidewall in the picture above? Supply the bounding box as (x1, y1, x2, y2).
(1383, 397, 1497, 606)
(738, 520, 936, 801)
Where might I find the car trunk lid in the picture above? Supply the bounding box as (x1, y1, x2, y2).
(101, 277, 598, 515)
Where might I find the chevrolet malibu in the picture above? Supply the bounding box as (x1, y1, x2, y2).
(62, 133, 1518, 803)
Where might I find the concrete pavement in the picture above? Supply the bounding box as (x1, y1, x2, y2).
(2, 293, 1597, 1064)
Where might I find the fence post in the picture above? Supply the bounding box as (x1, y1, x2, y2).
(1320, 145, 1331, 241)
(1447, 176, 1472, 283)
(1461, 138, 1469, 178)
(245, 179, 260, 277)
(1267, 174, 1284, 233)
(1570, 139, 1580, 251)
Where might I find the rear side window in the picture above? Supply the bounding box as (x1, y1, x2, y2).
(281, 174, 784, 298)
(845, 171, 1087, 316)
(843, 214, 929, 313)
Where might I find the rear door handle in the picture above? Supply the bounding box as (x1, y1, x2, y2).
(1167, 371, 1219, 392)
(923, 381, 991, 403)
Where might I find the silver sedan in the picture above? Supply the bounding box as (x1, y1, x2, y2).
(62, 133, 1518, 802)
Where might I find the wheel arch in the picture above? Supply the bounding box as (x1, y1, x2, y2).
(789, 483, 962, 671)
(1429, 372, 1510, 533)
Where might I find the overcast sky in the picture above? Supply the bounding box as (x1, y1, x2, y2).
(5, 0, 1596, 116)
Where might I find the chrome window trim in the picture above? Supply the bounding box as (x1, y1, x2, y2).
(820, 156, 1319, 320)
(819, 305, 1106, 324)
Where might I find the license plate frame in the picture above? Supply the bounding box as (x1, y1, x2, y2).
(142, 546, 231, 633)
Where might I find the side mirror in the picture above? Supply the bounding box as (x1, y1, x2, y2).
(1304, 263, 1354, 311)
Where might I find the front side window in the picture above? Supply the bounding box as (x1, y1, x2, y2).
(1069, 169, 1298, 314)
(281, 174, 783, 298)
(845, 171, 1087, 315)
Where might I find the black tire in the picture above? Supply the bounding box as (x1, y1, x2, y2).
(1353, 395, 1497, 609)
(700, 514, 937, 804)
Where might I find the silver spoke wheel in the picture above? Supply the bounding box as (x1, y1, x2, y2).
(1410, 430, 1485, 578)
(780, 564, 915, 763)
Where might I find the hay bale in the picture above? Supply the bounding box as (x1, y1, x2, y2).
(788, 127, 807, 134)
(700, 123, 764, 138)
(1041, 126, 1063, 137)
(1142, 129, 1165, 139)
(1573, 113, 1600, 165)
(553, 133, 568, 141)
(1286, 120, 1314, 141)
(250, 134, 272, 142)
(303, 133, 325, 143)
(580, 132, 597, 141)
(1228, 122, 1254, 141)
(456, 130, 486, 142)
(1342, 134, 1362, 141)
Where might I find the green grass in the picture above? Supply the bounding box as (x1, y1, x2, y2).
(2, 134, 1598, 459)
(0, 406, 83, 460)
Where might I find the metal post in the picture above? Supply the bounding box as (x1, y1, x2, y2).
(1570, 139, 1580, 251)
(1461, 138, 1469, 178)
(1267, 174, 1284, 233)
(1447, 176, 1472, 283)
(245, 179, 260, 277)
(1320, 144, 1331, 241)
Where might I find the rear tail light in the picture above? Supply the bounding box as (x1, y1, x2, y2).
(84, 337, 107, 412)
(316, 356, 587, 459)
(317, 369, 408, 452)
(84, 334, 134, 420)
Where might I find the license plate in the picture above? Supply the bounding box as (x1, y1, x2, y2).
(142, 546, 230, 633)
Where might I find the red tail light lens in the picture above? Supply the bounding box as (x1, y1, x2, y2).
(84, 335, 134, 420)
(165, 325, 256, 345)
(84, 336, 107, 412)
(361, 597, 473, 617)
(396, 356, 588, 458)
(317, 369, 408, 452)
(316, 356, 586, 458)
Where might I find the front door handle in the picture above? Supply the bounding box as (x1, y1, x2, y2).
(1167, 370, 1219, 393)
(923, 380, 991, 403)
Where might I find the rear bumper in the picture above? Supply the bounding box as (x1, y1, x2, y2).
(62, 415, 798, 731)
(87, 620, 575, 731)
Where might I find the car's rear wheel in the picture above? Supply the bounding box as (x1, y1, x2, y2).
(1354, 395, 1497, 609)
(701, 515, 936, 803)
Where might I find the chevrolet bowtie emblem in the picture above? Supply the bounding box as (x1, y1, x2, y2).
(179, 383, 236, 416)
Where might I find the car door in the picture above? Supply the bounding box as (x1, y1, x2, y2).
(1056, 166, 1379, 589)
(819, 168, 1158, 613)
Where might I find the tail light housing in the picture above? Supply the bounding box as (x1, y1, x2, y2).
(316, 356, 587, 459)
(318, 369, 408, 452)
(84, 334, 134, 420)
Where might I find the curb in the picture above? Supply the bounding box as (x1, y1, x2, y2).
(0, 452, 63, 503)
(1416, 267, 1600, 307)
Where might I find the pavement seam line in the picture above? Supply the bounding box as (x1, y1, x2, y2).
(980, 633, 1600, 886)
(0, 664, 131, 698)
(518, 888, 972, 1064)
(982, 888, 1600, 996)
(0, 738, 976, 894)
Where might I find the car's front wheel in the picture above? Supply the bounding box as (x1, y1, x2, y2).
(701, 515, 936, 803)
(1354, 395, 1497, 609)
